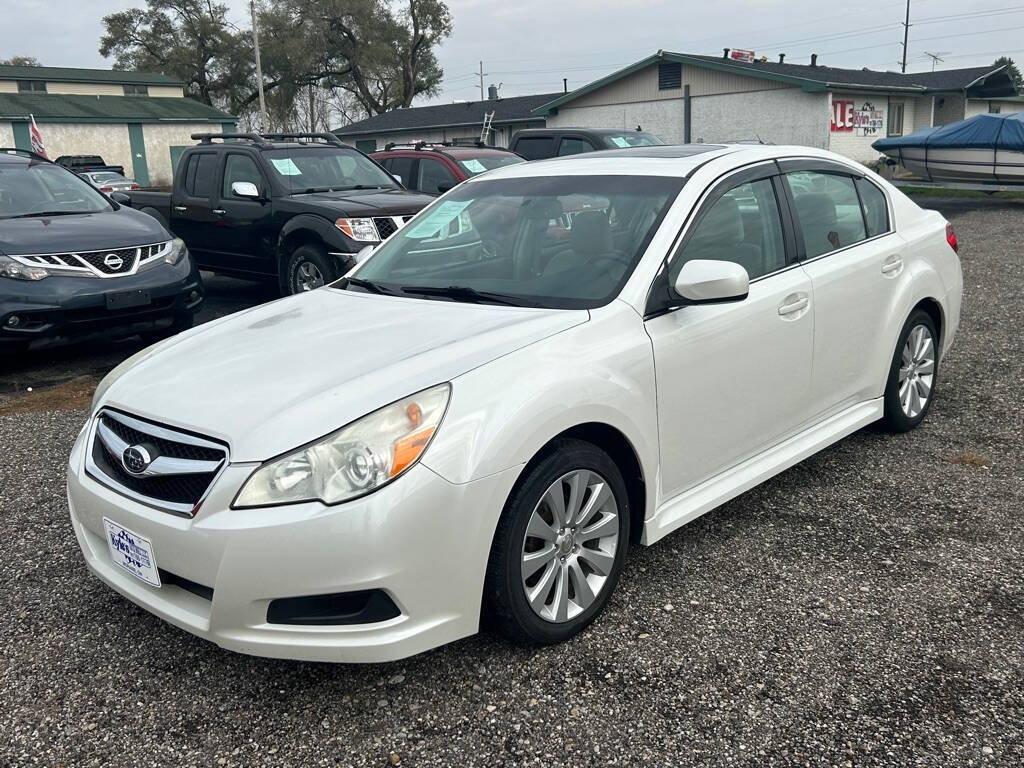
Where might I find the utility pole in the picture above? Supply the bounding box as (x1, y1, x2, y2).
(477, 61, 487, 101)
(250, 0, 268, 130)
(900, 0, 911, 73)
(309, 83, 316, 132)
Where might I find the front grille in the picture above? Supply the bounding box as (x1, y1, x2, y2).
(86, 410, 227, 516)
(15, 243, 166, 278)
(76, 247, 138, 274)
(373, 216, 399, 240)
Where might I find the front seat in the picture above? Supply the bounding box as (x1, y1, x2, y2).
(543, 210, 618, 276)
(686, 196, 762, 277)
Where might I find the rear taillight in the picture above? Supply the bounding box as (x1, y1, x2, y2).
(130, 183, 140, 190)
(100, 186, 113, 193)
(946, 223, 959, 253)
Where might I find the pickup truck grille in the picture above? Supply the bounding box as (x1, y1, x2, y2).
(372, 215, 414, 241)
(86, 409, 228, 517)
(12, 243, 167, 278)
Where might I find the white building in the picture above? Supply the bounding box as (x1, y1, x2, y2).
(0, 64, 236, 187)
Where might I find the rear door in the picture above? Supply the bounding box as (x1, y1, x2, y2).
(170, 150, 221, 266)
(780, 160, 900, 418)
(201, 151, 277, 276)
(645, 162, 815, 499)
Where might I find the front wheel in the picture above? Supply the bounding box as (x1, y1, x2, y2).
(282, 244, 337, 296)
(882, 309, 939, 432)
(484, 439, 630, 645)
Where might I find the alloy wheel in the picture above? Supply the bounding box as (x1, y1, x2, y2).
(296, 261, 325, 291)
(898, 324, 936, 418)
(520, 469, 620, 623)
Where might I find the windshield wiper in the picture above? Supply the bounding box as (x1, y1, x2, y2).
(400, 284, 531, 307)
(5, 210, 85, 219)
(343, 276, 395, 295)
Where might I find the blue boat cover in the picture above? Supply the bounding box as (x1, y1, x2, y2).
(872, 112, 1024, 151)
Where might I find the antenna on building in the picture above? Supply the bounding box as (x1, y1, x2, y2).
(923, 51, 949, 71)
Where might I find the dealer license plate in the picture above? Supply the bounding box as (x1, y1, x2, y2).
(103, 518, 161, 587)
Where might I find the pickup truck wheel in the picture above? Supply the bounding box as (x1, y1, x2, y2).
(283, 245, 336, 295)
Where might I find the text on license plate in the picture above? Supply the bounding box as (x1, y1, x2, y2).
(103, 517, 161, 587)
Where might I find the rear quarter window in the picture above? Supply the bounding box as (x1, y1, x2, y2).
(856, 178, 890, 237)
(514, 137, 555, 160)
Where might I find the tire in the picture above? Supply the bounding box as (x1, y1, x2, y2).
(484, 438, 631, 645)
(140, 312, 194, 345)
(281, 244, 337, 296)
(882, 308, 939, 432)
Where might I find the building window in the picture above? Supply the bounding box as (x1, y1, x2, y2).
(658, 62, 682, 91)
(887, 102, 904, 137)
(355, 139, 377, 153)
(123, 84, 149, 96)
(17, 80, 47, 93)
(989, 103, 1002, 114)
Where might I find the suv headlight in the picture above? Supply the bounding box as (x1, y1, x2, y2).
(165, 237, 187, 265)
(233, 383, 451, 508)
(335, 217, 379, 241)
(0, 255, 48, 281)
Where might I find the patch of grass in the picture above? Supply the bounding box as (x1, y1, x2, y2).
(0, 375, 98, 417)
(900, 185, 1024, 200)
(951, 452, 992, 469)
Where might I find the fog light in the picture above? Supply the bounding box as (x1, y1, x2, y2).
(189, 291, 199, 301)
(6, 315, 19, 327)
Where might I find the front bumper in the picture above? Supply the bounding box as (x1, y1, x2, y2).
(0, 257, 203, 348)
(66, 420, 520, 663)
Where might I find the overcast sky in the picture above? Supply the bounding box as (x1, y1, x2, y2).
(2, 0, 1022, 105)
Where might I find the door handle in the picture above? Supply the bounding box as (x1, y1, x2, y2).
(881, 254, 903, 275)
(212, 208, 227, 216)
(173, 205, 187, 212)
(778, 293, 809, 316)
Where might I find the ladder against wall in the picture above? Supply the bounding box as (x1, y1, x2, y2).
(480, 111, 495, 144)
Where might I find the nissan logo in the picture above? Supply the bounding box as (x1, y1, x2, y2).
(122, 444, 153, 475)
(103, 252, 124, 270)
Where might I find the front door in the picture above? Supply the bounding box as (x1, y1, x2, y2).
(645, 168, 815, 499)
(203, 152, 276, 276)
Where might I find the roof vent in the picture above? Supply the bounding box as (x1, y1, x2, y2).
(487, 84, 499, 100)
(723, 48, 730, 59)
(811, 53, 818, 67)
(778, 53, 785, 64)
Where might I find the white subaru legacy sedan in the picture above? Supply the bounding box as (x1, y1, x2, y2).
(68, 144, 962, 662)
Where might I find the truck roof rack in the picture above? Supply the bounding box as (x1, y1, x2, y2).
(0, 147, 52, 162)
(382, 139, 489, 152)
(260, 132, 344, 146)
(191, 132, 270, 146)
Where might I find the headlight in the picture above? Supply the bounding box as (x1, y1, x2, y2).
(0, 255, 48, 281)
(335, 217, 379, 241)
(165, 237, 187, 265)
(233, 383, 451, 508)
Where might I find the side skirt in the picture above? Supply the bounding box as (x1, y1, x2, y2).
(641, 398, 884, 546)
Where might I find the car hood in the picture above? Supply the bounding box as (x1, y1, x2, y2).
(282, 188, 434, 217)
(100, 288, 588, 462)
(0, 207, 168, 254)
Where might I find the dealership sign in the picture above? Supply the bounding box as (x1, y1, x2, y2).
(831, 100, 884, 135)
(729, 49, 756, 63)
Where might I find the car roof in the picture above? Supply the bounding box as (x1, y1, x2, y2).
(513, 127, 659, 137)
(373, 145, 517, 157)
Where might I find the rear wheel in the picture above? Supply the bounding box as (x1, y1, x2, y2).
(484, 439, 630, 645)
(882, 309, 939, 432)
(282, 244, 336, 296)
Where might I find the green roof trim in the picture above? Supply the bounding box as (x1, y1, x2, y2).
(0, 64, 183, 86)
(0, 93, 235, 123)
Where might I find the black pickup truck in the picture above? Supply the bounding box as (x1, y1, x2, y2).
(54, 154, 126, 177)
(122, 133, 435, 294)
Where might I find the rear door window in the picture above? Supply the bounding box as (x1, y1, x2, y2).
(417, 158, 458, 195)
(785, 171, 867, 258)
(184, 152, 218, 199)
(387, 157, 416, 188)
(557, 137, 595, 156)
(514, 137, 555, 160)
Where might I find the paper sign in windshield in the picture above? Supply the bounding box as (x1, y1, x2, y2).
(270, 158, 302, 175)
(609, 136, 629, 148)
(406, 200, 472, 238)
(462, 159, 487, 173)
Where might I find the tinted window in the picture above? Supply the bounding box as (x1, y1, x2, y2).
(417, 158, 458, 194)
(387, 157, 415, 187)
(222, 154, 263, 197)
(354, 175, 683, 309)
(601, 132, 663, 148)
(557, 138, 594, 156)
(786, 171, 867, 258)
(856, 178, 890, 237)
(0, 160, 111, 218)
(671, 178, 786, 281)
(184, 153, 217, 198)
(514, 137, 555, 160)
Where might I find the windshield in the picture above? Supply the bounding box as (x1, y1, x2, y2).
(0, 158, 113, 218)
(349, 175, 683, 309)
(455, 154, 525, 177)
(601, 132, 663, 148)
(264, 147, 400, 193)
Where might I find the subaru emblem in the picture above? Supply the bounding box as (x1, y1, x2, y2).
(122, 444, 152, 475)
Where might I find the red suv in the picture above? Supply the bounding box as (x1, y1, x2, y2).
(371, 142, 524, 196)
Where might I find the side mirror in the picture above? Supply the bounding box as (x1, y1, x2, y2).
(354, 245, 374, 264)
(109, 191, 131, 205)
(231, 181, 260, 199)
(673, 259, 749, 304)
(392, 173, 404, 185)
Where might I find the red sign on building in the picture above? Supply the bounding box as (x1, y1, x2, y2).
(729, 49, 756, 63)
(831, 99, 855, 132)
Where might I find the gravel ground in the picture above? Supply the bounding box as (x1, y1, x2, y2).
(1, 199, 1022, 767)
